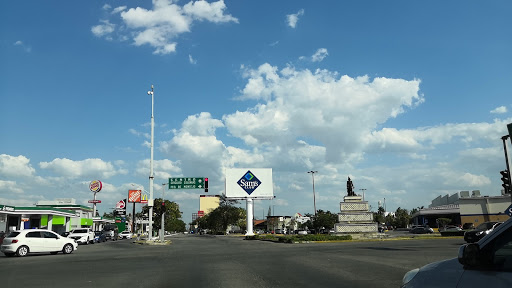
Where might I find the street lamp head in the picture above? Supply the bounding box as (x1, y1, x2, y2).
(147, 91, 153, 95)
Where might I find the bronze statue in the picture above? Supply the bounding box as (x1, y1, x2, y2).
(347, 177, 355, 196)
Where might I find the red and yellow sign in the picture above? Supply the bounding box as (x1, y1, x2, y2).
(141, 192, 148, 204)
(89, 180, 102, 193)
(128, 190, 141, 203)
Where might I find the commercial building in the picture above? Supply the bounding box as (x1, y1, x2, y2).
(0, 204, 76, 234)
(411, 190, 512, 228)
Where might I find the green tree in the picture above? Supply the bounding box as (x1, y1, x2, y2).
(437, 217, 452, 229)
(312, 210, 337, 232)
(140, 198, 185, 233)
(373, 206, 385, 224)
(197, 195, 245, 234)
(393, 207, 410, 228)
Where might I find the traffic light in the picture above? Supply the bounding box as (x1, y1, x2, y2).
(204, 178, 208, 193)
(501, 170, 511, 194)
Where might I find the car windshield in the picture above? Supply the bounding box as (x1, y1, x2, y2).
(72, 229, 88, 233)
(476, 222, 496, 230)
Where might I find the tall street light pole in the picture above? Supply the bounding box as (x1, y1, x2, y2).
(359, 188, 366, 201)
(147, 85, 155, 239)
(307, 171, 318, 217)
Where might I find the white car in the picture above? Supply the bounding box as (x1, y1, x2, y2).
(402, 216, 512, 287)
(119, 231, 132, 239)
(67, 228, 95, 244)
(0, 229, 78, 257)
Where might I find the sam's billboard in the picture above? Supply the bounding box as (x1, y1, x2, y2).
(225, 168, 273, 199)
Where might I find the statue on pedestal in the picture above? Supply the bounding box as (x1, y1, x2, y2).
(347, 177, 355, 196)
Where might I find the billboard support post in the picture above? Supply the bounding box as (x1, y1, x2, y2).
(246, 198, 254, 236)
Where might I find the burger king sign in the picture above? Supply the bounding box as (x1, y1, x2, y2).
(89, 180, 102, 193)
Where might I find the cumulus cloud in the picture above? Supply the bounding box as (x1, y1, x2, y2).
(135, 159, 182, 180)
(490, 106, 507, 114)
(230, 64, 424, 162)
(92, 0, 238, 55)
(0, 180, 24, 194)
(312, 48, 328, 62)
(39, 158, 126, 179)
(0, 154, 36, 178)
(287, 9, 304, 28)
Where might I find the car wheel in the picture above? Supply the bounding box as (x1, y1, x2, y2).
(16, 245, 29, 257)
(63, 243, 74, 254)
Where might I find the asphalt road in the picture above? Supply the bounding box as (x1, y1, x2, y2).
(0, 234, 465, 288)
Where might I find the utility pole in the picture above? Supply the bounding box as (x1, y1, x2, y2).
(307, 171, 318, 216)
(359, 188, 367, 201)
(502, 135, 512, 203)
(147, 85, 155, 240)
(161, 183, 166, 241)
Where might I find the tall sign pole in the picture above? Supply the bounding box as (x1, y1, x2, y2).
(89, 180, 102, 230)
(148, 85, 155, 239)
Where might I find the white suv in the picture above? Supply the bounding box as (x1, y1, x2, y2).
(68, 228, 95, 245)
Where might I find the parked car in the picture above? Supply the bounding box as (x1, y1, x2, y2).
(103, 224, 119, 241)
(441, 225, 462, 232)
(60, 231, 70, 237)
(68, 228, 95, 245)
(118, 231, 132, 239)
(464, 221, 503, 243)
(94, 231, 106, 243)
(410, 226, 434, 234)
(402, 216, 512, 287)
(0, 229, 78, 257)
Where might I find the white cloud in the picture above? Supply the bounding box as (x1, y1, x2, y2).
(229, 64, 424, 162)
(135, 159, 182, 180)
(0, 154, 35, 178)
(312, 48, 328, 62)
(287, 9, 304, 28)
(39, 158, 125, 179)
(91, 20, 115, 38)
(112, 6, 127, 14)
(490, 106, 507, 114)
(189, 54, 197, 64)
(0, 180, 24, 194)
(91, 0, 239, 55)
(183, 0, 239, 23)
(13, 40, 31, 52)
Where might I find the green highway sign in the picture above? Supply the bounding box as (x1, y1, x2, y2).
(169, 177, 205, 189)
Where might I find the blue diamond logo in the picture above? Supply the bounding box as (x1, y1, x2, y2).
(237, 170, 261, 195)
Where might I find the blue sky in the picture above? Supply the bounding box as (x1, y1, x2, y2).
(1, 0, 511, 225)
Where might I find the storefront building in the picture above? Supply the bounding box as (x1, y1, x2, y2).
(0, 204, 77, 234)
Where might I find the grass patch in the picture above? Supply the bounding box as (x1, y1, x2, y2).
(245, 234, 352, 243)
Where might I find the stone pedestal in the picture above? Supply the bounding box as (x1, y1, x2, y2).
(334, 195, 378, 234)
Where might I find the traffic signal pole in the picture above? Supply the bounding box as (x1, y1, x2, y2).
(501, 135, 512, 202)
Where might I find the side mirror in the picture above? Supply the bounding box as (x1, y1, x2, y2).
(458, 243, 494, 268)
(458, 243, 480, 266)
